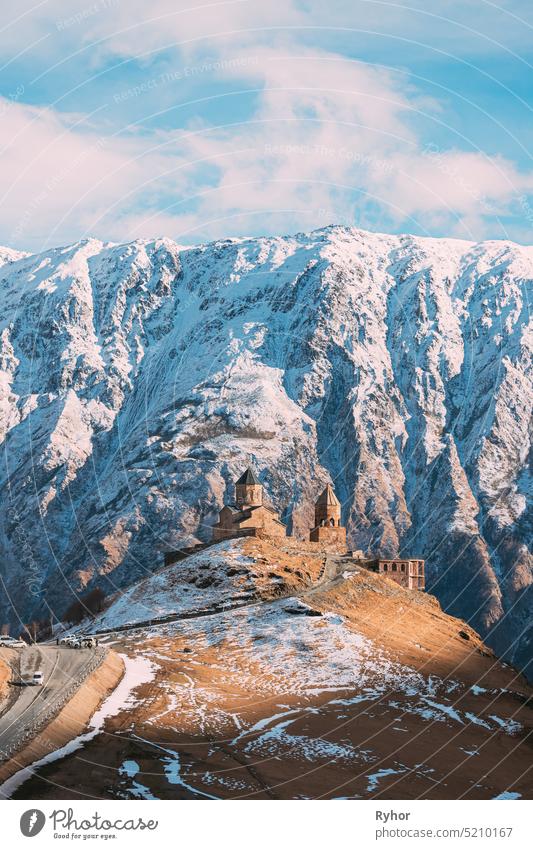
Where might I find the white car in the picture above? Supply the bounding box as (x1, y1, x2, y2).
(0, 637, 26, 648)
(32, 671, 44, 686)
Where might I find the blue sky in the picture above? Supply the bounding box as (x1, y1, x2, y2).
(1, 0, 532, 251)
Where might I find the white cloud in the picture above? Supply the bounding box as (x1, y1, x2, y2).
(111, 43, 533, 243)
(0, 97, 165, 249)
(3, 0, 532, 77)
(0, 3, 532, 248)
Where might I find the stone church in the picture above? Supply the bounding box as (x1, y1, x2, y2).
(212, 468, 347, 551)
(210, 468, 425, 589)
(211, 468, 287, 541)
(213, 469, 346, 553)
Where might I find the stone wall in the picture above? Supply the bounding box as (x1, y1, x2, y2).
(309, 525, 347, 553)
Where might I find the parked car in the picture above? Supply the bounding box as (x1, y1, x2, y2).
(31, 671, 44, 686)
(58, 633, 98, 648)
(0, 636, 26, 648)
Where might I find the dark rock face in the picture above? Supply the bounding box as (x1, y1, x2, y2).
(0, 227, 530, 676)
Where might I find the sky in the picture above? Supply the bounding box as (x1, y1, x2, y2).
(1, 0, 533, 252)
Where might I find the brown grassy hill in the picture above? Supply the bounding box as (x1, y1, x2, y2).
(12, 538, 532, 801)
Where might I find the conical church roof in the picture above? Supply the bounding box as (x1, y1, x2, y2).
(316, 483, 340, 506)
(236, 467, 260, 486)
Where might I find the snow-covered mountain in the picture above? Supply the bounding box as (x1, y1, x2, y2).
(0, 227, 530, 674)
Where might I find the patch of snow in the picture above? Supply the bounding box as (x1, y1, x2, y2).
(489, 715, 522, 735)
(120, 759, 139, 778)
(93, 540, 259, 630)
(246, 729, 370, 765)
(324, 612, 344, 625)
(421, 698, 464, 725)
(131, 734, 218, 800)
(240, 712, 373, 765)
(118, 759, 158, 800)
(365, 766, 407, 794)
(164, 599, 426, 698)
(232, 708, 303, 745)
(328, 689, 385, 706)
(465, 712, 491, 729)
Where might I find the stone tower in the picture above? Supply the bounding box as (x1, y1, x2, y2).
(309, 483, 346, 550)
(314, 483, 341, 527)
(235, 468, 263, 508)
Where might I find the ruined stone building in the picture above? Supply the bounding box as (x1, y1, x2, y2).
(211, 468, 287, 541)
(353, 557, 425, 590)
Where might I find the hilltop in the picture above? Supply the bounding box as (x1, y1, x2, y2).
(12, 538, 532, 801)
(91, 536, 326, 631)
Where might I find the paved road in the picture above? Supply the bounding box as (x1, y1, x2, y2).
(0, 645, 97, 756)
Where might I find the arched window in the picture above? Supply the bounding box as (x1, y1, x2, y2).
(392, 563, 397, 572)
(329, 517, 335, 527)
(383, 563, 388, 571)
(400, 564, 405, 572)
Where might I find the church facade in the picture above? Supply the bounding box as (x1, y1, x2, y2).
(211, 468, 287, 541)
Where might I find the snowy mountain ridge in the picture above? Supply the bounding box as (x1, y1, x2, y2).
(0, 225, 530, 674)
